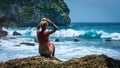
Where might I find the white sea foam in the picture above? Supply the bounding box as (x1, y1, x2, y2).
(0, 37, 120, 62)
(0, 37, 38, 62)
(2, 27, 14, 36)
(51, 29, 120, 40)
(51, 29, 85, 37)
(101, 32, 120, 40)
(111, 33, 120, 40)
(31, 30, 36, 36)
(1, 26, 120, 62)
(2, 27, 120, 40)
(55, 43, 120, 61)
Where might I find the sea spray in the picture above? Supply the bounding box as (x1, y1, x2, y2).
(0, 23, 120, 62)
(2, 27, 120, 40)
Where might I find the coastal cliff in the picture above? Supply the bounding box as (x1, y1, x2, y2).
(0, 54, 120, 68)
(0, 0, 70, 27)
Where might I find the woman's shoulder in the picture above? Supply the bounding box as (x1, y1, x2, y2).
(44, 31, 49, 34)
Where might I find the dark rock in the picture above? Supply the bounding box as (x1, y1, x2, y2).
(0, 54, 120, 68)
(13, 45, 20, 47)
(13, 31, 21, 35)
(34, 38, 38, 42)
(74, 38, 79, 42)
(0, 30, 8, 38)
(105, 39, 111, 41)
(0, 0, 71, 27)
(55, 39, 60, 42)
(20, 42, 35, 46)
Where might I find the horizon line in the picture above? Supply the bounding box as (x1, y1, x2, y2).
(71, 22, 120, 23)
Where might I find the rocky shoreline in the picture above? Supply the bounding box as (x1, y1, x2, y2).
(0, 54, 120, 68)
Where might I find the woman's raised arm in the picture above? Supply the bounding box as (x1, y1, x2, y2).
(47, 19, 58, 35)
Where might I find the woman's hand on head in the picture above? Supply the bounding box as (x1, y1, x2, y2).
(46, 19, 51, 23)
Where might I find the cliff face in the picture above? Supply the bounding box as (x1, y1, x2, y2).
(0, 0, 71, 27)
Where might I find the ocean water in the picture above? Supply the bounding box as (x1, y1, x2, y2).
(0, 23, 120, 62)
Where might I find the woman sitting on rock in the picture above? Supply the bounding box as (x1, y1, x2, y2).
(36, 18, 57, 57)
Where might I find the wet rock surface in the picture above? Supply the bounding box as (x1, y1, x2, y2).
(13, 31, 21, 35)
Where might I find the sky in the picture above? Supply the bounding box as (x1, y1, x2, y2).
(64, 0, 120, 22)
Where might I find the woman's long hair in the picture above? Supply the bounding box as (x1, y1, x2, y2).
(40, 21, 48, 29)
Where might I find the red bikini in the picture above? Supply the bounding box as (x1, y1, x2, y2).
(37, 31, 50, 43)
(37, 30, 55, 57)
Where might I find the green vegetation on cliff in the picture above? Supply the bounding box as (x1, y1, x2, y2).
(22, 5, 33, 19)
(0, 0, 71, 27)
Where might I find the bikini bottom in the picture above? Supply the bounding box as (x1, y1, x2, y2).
(39, 50, 51, 57)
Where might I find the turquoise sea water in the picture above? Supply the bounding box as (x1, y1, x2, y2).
(0, 23, 120, 62)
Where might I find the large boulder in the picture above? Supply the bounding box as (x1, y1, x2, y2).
(0, 54, 120, 68)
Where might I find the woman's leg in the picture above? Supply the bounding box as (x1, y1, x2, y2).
(49, 43, 55, 56)
(53, 45, 55, 56)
